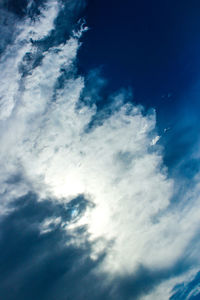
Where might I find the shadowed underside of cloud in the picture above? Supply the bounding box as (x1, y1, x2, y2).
(0, 1, 200, 299)
(0, 193, 105, 300)
(0, 193, 197, 300)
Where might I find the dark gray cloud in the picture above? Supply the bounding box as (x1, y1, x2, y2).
(0, 193, 105, 300)
(0, 8, 18, 54)
(0, 191, 198, 300)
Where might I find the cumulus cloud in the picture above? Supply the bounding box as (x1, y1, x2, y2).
(0, 1, 200, 299)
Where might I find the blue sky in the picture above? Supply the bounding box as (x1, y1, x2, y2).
(79, 0, 200, 180)
(0, 1, 200, 299)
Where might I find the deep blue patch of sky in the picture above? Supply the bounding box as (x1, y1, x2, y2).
(78, 0, 200, 175)
(79, 0, 200, 126)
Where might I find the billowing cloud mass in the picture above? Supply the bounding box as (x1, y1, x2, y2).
(0, 1, 200, 299)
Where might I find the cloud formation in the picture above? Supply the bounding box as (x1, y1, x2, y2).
(0, 1, 200, 299)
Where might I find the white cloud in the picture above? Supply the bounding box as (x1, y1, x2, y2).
(0, 1, 200, 299)
(40, 216, 62, 234)
(151, 135, 160, 145)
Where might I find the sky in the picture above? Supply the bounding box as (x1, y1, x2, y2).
(0, 1, 200, 299)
